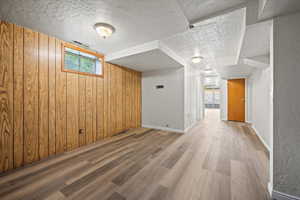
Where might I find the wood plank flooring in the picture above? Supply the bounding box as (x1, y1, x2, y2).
(0, 109, 269, 200)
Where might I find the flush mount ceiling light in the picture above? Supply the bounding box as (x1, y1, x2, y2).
(191, 56, 203, 64)
(94, 23, 116, 39)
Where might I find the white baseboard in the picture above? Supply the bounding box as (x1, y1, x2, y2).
(142, 124, 184, 133)
(272, 190, 300, 200)
(251, 125, 271, 152)
(184, 122, 198, 133)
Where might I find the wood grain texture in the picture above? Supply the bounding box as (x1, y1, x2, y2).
(0, 110, 269, 199)
(96, 76, 104, 140)
(24, 28, 39, 164)
(105, 64, 110, 139)
(48, 37, 56, 156)
(125, 69, 131, 130)
(13, 24, 24, 168)
(92, 77, 97, 143)
(131, 72, 137, 128)
(78, 75, 86, 147)
(66, 73, 79, 151)
(0, 21, 14, 172)
(0, 21, 141, 173)
(122, 70, 126, 131)
(116, 66, 123, 133)
(38, 33, 49, 159)
(137, 73, 141, 127)
(55, 39, 67, 153)
(110, 64, 117, 135)
(85, 76, 95, 144)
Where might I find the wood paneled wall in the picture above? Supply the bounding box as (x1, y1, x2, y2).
(0, 21, 141, 173)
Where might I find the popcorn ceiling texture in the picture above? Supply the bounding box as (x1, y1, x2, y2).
(177, 0, 246, 22)
(0, 0, 188, 54)
(161, 8, 245, 70)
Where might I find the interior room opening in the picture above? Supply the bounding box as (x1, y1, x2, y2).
(203, 74, 221, 118)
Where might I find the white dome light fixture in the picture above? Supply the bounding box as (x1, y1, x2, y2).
(191, 56, 203, 64)
(94, 23, 116, 39)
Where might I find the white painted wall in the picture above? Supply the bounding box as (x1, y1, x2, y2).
(142, 68, 185, 132)
(220, 79, 228, 121)
(184, 65, 205, 130)
(248, 67, 272, 149)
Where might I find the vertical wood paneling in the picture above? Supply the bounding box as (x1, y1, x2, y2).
(125, 70, 130, 129)
(48, 37, 56, 156)
(55, 39, 67, 153)
(13, 24, 24, 168)
(103, 63, 109, 138)
(78, 75, 86, 147)
(66, 73, 79, 150)
(85, 76, 94, 144)
(130, 71, 135, 128)
(38, 33, 49, 159)
(0, 21, 14, 171)
(110, 64, 116, 135)
(137, 73, 141, 127)
(0, 21, 142, 173)
(96, 77, 104, 140)
(132, 72, 137, 128)
(92, 77, 97, 142)
(24, 28, 39, 164)
(116, 66, 123, 133)
(136, 72, 140, 128)
(122, 70, 126, 130)
(107, 64, 112, 137)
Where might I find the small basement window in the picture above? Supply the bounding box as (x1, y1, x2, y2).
(62, 43, 104, 77)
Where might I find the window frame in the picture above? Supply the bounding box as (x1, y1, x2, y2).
(62, 43, 104, 78)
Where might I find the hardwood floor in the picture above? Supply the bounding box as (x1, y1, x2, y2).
(0, 109, 269, 200)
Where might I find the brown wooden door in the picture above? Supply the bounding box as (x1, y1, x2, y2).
(228, 79, 245, 122)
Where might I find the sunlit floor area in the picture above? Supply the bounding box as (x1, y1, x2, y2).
(0, 109, 269, 200)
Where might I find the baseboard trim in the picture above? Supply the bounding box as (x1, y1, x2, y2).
(272, 190, 300, 200)
(251, 125, 271, 152)
(142, 124, 184, 133)
(184, 122, 198, 133)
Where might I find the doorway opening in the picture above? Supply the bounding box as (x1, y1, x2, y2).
(204, 88, 220, 118)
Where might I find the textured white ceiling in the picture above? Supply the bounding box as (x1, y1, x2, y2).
(0, 0, 256, 77)
(239, 20, 272, 58)
(105, 40, 185, 71)
(0, 0, 188, 54)
(259, 0, 300, 20)
(219, 64, 254, 79)
(177, 0, 247, 23)
(161, 8, 246, 71)
(108, 49, 183, 72)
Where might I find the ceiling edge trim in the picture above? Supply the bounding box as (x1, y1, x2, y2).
(105, 40, 159, 61)
(236, 7, 247, 65)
